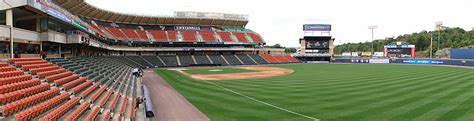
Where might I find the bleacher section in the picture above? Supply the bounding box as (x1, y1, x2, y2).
(91, 24, 266, 44)
(142, 56, 165, 67)
(193, 55, 212, 65)
(237, 55, 257, 65)
(177, 55, 195, 66)
(261, 54, 300, 63)
(103, 54, 298, 68)
(222, 55, 243, 65)
(0, 57, 142, 120)
(208, 55, 228, 66)
(160, 55, 179, 67)
(248, 54, 269, 64)
(125, 56, 154, 68)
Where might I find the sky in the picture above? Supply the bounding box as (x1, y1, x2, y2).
(87, 0, 474, 47)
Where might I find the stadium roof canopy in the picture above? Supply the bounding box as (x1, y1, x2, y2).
(52, 0, 249, 26)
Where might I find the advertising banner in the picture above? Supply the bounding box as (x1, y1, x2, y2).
(369, 59, 390, 64)
(402, 60, 444, 64)
(303, 24, 331, 31)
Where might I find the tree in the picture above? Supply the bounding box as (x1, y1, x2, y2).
(334, 27, 474, 54)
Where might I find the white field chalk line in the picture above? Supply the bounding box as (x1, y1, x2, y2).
(203, 80, 319, 121)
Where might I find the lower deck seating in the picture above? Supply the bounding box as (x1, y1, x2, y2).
(0, 57, 140, 120)
(236, 55, 257, 65)
(178, 55, 195, 66)
(142, 56, 165, 67)
(208, 55, 228, 65)
(249, 54, 269, 64)
(159, 55, 178, 67)
(222, 55, 242, 65)
(194, 55, 212, 65)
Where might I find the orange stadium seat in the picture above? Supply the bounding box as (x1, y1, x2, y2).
(233, 32, 249, 43)
(54, 74, 80, 86)
(120, 95, 128, 113)
(29, 66, 61, 74)
(0, 66, 16, 72)
(90, 86, 106, 103)
(0, 70, 24, 78)
(181, 31, 197, 42)
(217, 32, 233, 42)
(45, 71, 73, 82)
(79, 83, 99, 98)
(36, 69, 67, 78)
(167, 31, 178, 41)
(1, 88, 59, 117)
(0, 78, 40, 94)
(8, 58, 42, 63)
(122, 29, 141, 41)
(136, 30, 149, 40)
(0, 83, 50, 105)
(0, 74, 32, 86)
(62, 77, 86, 90)
(99, 89, 114, 106)
(71, 80, 93, 94)
(85, 106, 100, 121)
(105, 27, 128, 40)
(200, 31, 217, 42)
(109, 92, 121, 110)
(248, 33, 264, 43)
(22, 63, 54, 70)
(15, 92, 70, 121)
(0, 62, 8, 67)
(65, 101, 90, 121)
(40, 97, 80, 120)
(101, 111, 112, 121)
(14, 60, 48, 67)
(149, 30, 167, 41)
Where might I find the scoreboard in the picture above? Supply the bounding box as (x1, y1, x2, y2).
(384, 42, 415, 58)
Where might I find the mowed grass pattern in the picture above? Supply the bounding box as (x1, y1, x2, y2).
(183, 67, 256, 74)
(156, 64, 474, 121)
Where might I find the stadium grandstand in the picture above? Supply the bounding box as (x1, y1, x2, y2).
(0, 0, 300, 120)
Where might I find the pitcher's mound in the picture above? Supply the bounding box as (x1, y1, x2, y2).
(178, 66, 294, 80)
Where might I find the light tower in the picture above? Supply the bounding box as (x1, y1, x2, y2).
(435, 21, 443, 51)
(368, 25, 377, 58)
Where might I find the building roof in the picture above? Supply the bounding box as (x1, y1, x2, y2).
(52, 0, 249, 26)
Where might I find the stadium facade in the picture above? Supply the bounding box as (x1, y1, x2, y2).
(0, 0, 301, 67)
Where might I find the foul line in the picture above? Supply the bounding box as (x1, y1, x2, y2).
(203, 80, 319, 121)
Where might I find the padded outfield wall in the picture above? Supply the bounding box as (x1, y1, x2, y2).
(333, 58, 474, 66)
(451, 49, 474, 59)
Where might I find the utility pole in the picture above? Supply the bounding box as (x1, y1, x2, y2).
(435, 21, 443, 51)
(430, 32, 433, 59)
(368, 25, 377, 58)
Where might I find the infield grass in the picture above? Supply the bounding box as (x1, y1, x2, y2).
(183, 67, 256, 74)
(156, 64, 474, 121)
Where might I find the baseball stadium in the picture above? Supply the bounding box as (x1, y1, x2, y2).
(0, 0, 473, 121)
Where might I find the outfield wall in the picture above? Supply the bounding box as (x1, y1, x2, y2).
(333, 58, 474, 66)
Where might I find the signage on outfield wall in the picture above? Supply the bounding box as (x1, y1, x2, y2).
(351, 59, 370, 63)
(369, 59, 390, 64)
(303, 24, 332, 31)
(402, 60, 444, 64)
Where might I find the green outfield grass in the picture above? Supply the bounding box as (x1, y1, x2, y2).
(183, 67, 256, 74)
(156, 64, 474, 121)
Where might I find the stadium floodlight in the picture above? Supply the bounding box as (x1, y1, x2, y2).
(435, 21, 443, 51)
(368, 25, 377, 58)
(430, 32, 433, 59)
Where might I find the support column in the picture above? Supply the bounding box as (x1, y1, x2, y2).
(6, 9, 13, 58)
(59, 44, 62, 57)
